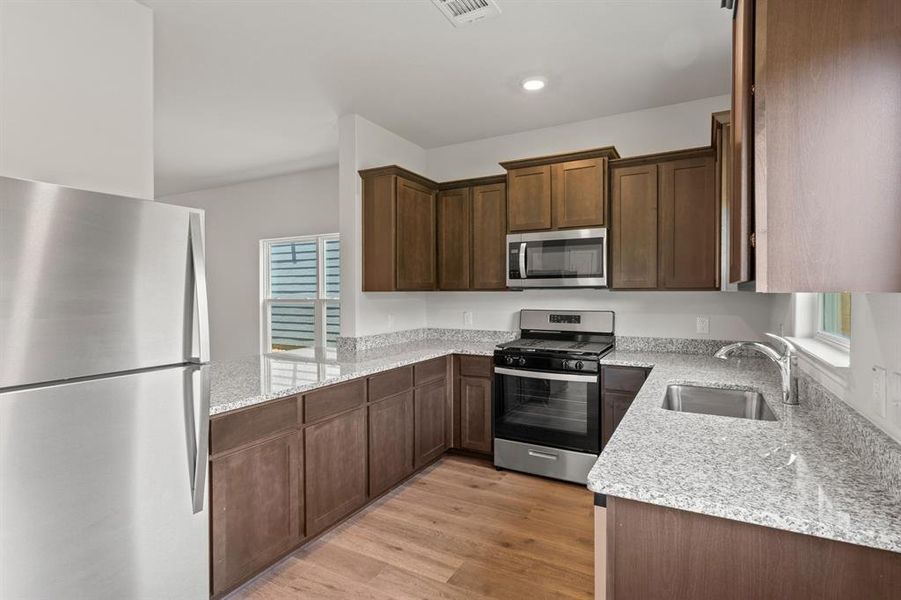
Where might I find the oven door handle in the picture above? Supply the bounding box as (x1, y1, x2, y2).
(494, 367, 597, 383)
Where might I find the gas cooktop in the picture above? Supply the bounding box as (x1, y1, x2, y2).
(495, 337, 614, 357)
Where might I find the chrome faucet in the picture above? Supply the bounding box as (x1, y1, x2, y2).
(715, 333, 799, 405)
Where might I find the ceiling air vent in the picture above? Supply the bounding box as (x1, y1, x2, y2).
(433, 0, 501, 27)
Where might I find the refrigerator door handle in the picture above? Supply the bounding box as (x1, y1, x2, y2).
(189, 212, 210, 364)
(189, 365, 210, 514)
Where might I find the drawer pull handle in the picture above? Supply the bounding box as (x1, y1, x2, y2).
(528, 449, 558, 461)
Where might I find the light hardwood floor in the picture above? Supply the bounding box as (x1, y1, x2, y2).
(227, 454, 596, 600)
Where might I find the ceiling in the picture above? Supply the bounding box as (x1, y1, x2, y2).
(148, 0, 732, 196)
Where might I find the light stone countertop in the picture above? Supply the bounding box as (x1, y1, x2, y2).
(590, 351, 901, 554)
(208, 339, 498, 416)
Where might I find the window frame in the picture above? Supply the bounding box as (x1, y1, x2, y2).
(814, 292, 851, 352)
(259, 233, 340, 353)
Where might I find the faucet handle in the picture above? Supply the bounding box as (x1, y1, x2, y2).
(764, 333, 797, 356)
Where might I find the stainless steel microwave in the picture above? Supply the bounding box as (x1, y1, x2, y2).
(506, 228, 608, 288)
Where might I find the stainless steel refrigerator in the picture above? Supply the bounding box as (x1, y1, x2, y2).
(0, 176, 210, 599)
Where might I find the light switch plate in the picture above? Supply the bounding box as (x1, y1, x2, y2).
(873, 366, 887, 417)
(387, 313, 395, 330)
(696, 316, 710, 335)
(463, 311, 473, 327)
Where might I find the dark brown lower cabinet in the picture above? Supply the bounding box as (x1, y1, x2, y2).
(601, 366, 649, 445)
(210, 431, 302, 596)
(459, 376, 492, 454)
(368, 390, 414, 497)
(210, 356, 460, 597)
(304, 406, 367, 537)
(414, 378, 448, 468)
(606, 497, 901, 600)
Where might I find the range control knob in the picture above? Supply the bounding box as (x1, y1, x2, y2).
(574, 361, 584, 371)
(517, 357, 527, 367)
(505, 356, 514, 365)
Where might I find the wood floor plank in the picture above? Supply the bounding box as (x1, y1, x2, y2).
(226, 455, 595, 600)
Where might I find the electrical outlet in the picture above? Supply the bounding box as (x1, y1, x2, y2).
(387, 313, 395, 330)
(463, 311, 473, 327)
(696, 316, 710, 335)
(872, 366, 887, 417)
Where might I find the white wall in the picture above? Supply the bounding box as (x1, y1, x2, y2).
(419, 94, 787, 340)
(0, 0, 154, 199)
(338, 114, 429, 336)
(427, 290, 781, 342)
(426, 95, 730, 181)
(844, 294, 901, 443)
(161, 168, 339, 361)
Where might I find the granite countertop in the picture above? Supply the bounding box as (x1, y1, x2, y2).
(590, 351, 901, 554)
(208, 339, 499, 416)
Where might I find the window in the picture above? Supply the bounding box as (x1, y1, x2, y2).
(816, 292, 851, 350)
(260, 234, 340, 352)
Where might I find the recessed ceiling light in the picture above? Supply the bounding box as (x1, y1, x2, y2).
(521, 77, 547, 92)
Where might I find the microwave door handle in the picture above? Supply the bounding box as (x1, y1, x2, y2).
(519, 242, 527, 277)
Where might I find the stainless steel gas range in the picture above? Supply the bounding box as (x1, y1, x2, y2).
(493, 309, 614, 484)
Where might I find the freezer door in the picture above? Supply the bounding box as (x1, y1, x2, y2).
(0, 176, 206, 388)
(0, 365, 209, 600)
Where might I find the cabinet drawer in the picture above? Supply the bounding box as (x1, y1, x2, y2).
(304, 379, 366, 424)
(458, 355, 493, 379)
(368, 366, 413, 403)
(603, 367, 648, 393)
(414, 357, 448, 385)
(211, 396, 299, 455)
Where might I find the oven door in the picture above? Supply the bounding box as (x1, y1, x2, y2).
(493, 366, 600, 454)
(507, 228, 607, 288)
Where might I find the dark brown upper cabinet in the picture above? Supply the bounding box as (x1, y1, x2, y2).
(470, 181, 507, 290)
(437, 176, 508, 291)
(360, 166, 438, 292)
(659, 155, 719, 290)
(611, 163, 659, 290)
(437, 186, 472, 290)
(505, 165, 552, 232)
(610, 148, 719, 291)
(501, 147, 619, 233)
(552, 158, 607, 229)
(363, 167, 507, 293)
(396, 177, 437, 290)
(737, 0, 901, 292)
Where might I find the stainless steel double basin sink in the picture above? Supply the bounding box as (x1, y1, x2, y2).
(662, 384, 777, 421)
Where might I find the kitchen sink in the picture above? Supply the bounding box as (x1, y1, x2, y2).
(662, 384, 778, 421)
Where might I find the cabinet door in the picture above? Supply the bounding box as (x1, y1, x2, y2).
(414, 378, 448, 468)
(730, 0, 754, 285)
(304, 406, 367, 536)
(611, 164, 658, 289)
(659, 156, 719, 290)
(369, 391, 414, 497)
(506, 165, 551, 232)
(362, 173, 397, 291)
(552, 158, 607, 229)
(602, 391, 635, 446)
(459, 376, 492, 454)
(471, 183, 507, 290)
(437, 187, 472, 290)
(211, 431, 302, 596)
(396, 177, 437, 290)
